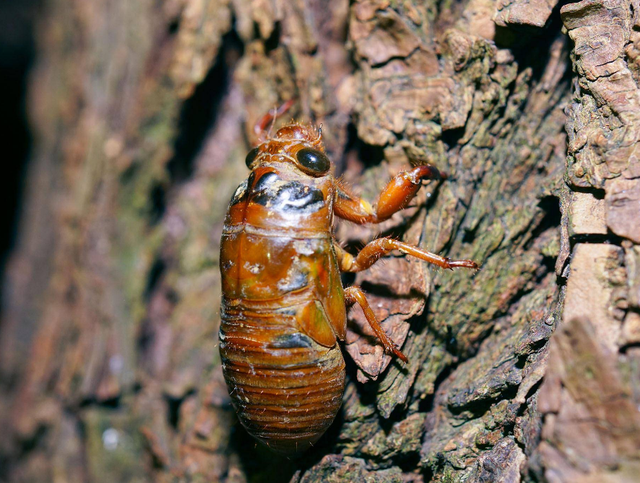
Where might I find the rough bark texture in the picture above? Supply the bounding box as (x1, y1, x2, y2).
(1, 0, 639, 482)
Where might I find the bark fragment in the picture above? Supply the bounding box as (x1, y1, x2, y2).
(538, 317, 640, 482)
(534, 0, 640, 480)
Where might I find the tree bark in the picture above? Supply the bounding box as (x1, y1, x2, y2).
(1, 0, 639, 482)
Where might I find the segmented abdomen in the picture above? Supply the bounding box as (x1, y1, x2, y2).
(219, 298, 345, 454)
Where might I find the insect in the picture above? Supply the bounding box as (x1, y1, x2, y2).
(219, 102, 478, 454)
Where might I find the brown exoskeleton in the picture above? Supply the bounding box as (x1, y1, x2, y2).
(219, 102, 478, 454)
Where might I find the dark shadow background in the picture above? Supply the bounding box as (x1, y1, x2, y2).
(0, 1, 39, 302)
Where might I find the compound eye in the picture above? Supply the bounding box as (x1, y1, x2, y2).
(296, 148, 330, 175)
(245, 147, 260, 169)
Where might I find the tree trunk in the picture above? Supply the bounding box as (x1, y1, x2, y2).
(1, 0, 639, 482)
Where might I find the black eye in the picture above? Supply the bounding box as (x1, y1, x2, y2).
(296, 148, 330, 175)
(245, 147, 260, 169)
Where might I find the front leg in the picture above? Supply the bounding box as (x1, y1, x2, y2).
(253, 98, 296, 144)
(334, 165, 446, 224)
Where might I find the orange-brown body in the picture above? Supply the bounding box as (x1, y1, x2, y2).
(219, 116, 478, 454)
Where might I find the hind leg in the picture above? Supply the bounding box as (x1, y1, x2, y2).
(344, 286, 408, 362)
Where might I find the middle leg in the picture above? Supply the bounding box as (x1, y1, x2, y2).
(335, 238, 479, 272)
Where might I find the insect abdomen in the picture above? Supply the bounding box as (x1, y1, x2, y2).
(219, 302, 345, 454)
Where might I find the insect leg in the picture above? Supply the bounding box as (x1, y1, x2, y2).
(344, 286, 408, 363)
(334, 165, 445, 224)
(253, 98, 297, 142)
(335, 238, 478, 272)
